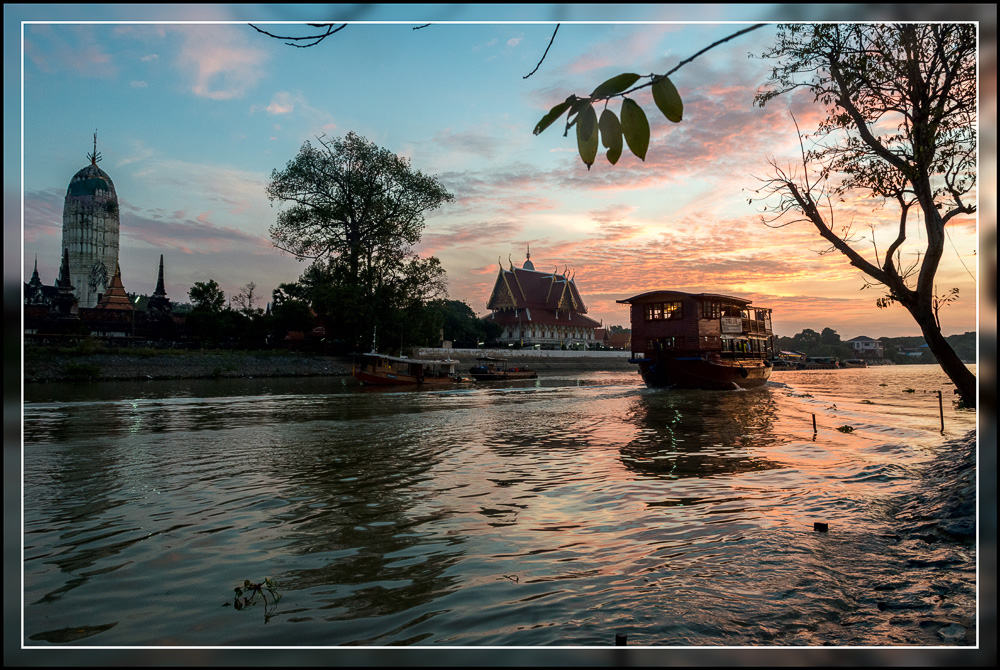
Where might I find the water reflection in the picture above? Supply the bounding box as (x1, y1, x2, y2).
(258, 407, 466, 633)
(620, 388, 784, 479)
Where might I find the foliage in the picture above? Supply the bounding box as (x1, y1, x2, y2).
(267, 132, 452, 283)
(750, 23, 977, 407)
(266, 132, 453, 351)
(424, 299, 502, 348)
(836, 425, 854, 433)
(188, 279, 226, 313)
(233, 281, 263, 317)
(533, 24, 764, 169)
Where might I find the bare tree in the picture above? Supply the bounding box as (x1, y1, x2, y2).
(751, 23, 977, 406)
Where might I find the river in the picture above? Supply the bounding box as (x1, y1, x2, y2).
(20, 364, 979, 650)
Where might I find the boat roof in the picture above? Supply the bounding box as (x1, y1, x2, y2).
(361, 352, 457, 365)
(617, 290, 756, 306)
(475, 356, 508, 362)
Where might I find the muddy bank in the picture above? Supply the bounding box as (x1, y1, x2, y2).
(22, 350, 635, 383)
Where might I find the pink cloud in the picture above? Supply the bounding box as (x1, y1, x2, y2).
(176, 25, 268, 100)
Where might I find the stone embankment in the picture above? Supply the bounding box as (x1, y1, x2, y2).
(23, 349, 635, 383)
(415, 348, 635, 371)
(23, 351, 353, 383)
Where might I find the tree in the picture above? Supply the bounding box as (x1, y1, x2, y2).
(233, 281, 262, 316)
(820, 327, 841, 346)
(534, 23, 977, 406)
(266, 132, 455, 351)
(188, 279, 226, 313)
(267, 132, 453, 295)
(751, 24, 977, 407)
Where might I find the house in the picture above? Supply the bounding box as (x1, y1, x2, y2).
(847, 335, 884, 359)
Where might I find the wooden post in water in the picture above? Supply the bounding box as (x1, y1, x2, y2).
(812, 414, 817, 434)
(938, 390, 944, 432)
(615, 632, 627, 645)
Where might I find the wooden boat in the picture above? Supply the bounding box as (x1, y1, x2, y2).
(617, 291, 774, 390)
(800, 356, 839, 370)
(353, 352, 467, 386)
(841, 358, 867, 368)
(468, 356, 537, 381)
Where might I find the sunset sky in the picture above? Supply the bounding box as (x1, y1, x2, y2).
(8, 5, 992, 340)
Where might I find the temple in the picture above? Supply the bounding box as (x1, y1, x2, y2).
(24, 137, 178, 343)
(483, 249, 601, 349)
(62, 132, 121, 308)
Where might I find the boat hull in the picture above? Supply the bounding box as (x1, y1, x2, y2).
(353, 369, 464, 386)
(469, 370, 537, 381)
(634, 356, 771, 390)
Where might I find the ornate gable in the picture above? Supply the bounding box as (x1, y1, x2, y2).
(486, 269, 519, 310)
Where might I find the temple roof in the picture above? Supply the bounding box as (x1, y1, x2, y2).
(484, 308, 601, 329)
(486, 264, 589, 315)
(95, 263, 134, 311)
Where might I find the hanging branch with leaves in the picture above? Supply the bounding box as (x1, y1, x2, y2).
(532, 23, 766, 169)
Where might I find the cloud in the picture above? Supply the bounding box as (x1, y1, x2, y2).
(176, 25, 268, 100)
(130, 80, 148, 88)
(24, 24, 118, 78)
(265, 91, 297, 115)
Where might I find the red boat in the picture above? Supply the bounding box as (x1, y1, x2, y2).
(353, 352, 467, 387)
(617, 291, 774, 390)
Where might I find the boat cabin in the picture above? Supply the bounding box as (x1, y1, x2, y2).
(354, 352, 461, 385)
(617, 291, 774, 362)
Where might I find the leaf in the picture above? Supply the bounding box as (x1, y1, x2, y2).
(620, 98, 650, 161)
(651, 75, 683, 123)
(575, 104, 599, 168)
(591, 72, 641, 99)
(599, 109, 623, 165)
(534, 98, 573, 135)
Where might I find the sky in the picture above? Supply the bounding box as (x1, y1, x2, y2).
(6, 4, 995, 340)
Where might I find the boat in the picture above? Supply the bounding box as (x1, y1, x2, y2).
(616, 291, 774, 390)
(799, 356, 839, 370)
(353, 352, 467, 386)
(840, 358, 867, 368)
(468, 356, 538, 381)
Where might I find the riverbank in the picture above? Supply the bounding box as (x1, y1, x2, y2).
(21, 349, 635, 383)
(22, 350, 352, 383)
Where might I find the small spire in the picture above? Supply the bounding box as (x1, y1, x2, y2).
(87, 130, 102, 165)
(153, 254, 166, 296)
(526, 244, 530, 261)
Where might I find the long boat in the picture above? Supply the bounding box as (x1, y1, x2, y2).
(616, 291, 774, 390)
(468, 356, 538, 381)
(353, 352, 467, 386)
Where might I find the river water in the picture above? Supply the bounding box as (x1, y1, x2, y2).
(21, 364, 979, 648)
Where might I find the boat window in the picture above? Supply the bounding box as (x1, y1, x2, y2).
(644, 301, 682, 321)
(652, 336, 683, 349)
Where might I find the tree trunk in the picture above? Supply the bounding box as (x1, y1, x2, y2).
(906, 302, 977, 408)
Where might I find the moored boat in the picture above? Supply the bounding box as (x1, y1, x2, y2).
(353, 352, 467, 386)
(468, 356, 537, 381)
(617, 291, 774, 390)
